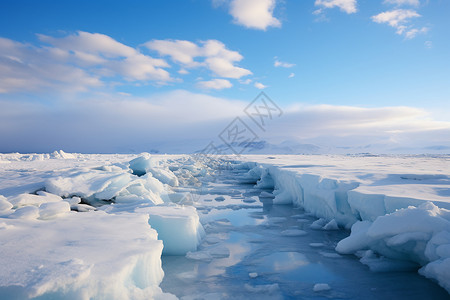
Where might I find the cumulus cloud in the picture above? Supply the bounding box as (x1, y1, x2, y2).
(39, 31, 171, 82)
(372, 9, 419, 29)
(371, 9, 427, 38)
(314, 0, 358, 14)
(274, 58, 295, 68)
(228, 0, 281, 30)
(142, 39, 201, 67)
(0, 37, 102, 93)
(197, 78, 233, 90)
(0, 32, 172, 94)
(145, 39, 252, 79)
(404, 26, 428, 39)
(254, 82, 267, 89)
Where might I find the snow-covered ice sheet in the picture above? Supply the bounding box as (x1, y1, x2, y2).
(0, 152, 209, 299)
(0, 152, 449, 297)
(232, 154, 450, 293)
(0, 211, 171, 299)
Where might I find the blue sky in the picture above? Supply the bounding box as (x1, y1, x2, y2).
(0, 0, 449, 153)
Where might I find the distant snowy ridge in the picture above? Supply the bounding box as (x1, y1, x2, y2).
(232, 157, 450, 293)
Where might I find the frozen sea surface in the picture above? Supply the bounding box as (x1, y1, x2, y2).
(161, 168, 449, 299)
(0, 152, 449, 299)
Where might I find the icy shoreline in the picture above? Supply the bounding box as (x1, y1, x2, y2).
(0, 151, 206, 299)
(232, 155, 450, 293)
(0, 152, 449, 298)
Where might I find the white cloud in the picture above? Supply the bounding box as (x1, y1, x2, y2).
(197, 78, 233, 90)
(254, 82, 267, 89)
(371, 9, 427, 38)
(0, 36, 102, 93)
(288, 73, 295, 78)
(0, 90, 247, 153)
(0, 32, 174, 94)
(274, 59, 295, 68)
(39, 31, 171, 82)
(229, 0, 281, 30)
(1, 92, 449, 153)
(314, 0, 357, 14)
(265, 104, 450, 152)
(425, 41, 433, 48)
(372, 9, 419, 28)
(383, 0, 420, 7)
(1, 33, 254, 94)
(239, 78, 252, 84)
(143, 39, 201, 66)
(404, 26, 428, 39)
(145, 39, 252, 79)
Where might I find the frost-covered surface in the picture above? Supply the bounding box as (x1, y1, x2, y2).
(0, 151, 208, 299)
(0, 152, 449, 297)
(232, 154, 450, 293)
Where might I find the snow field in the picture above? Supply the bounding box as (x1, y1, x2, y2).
(0, 152, 207, 299)
(233, 155, 450, 293)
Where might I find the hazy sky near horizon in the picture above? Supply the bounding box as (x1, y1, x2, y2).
(0, 0, 449, 153)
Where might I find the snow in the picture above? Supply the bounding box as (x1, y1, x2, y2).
(232, 154, 450, 293)
(0, 211, 172, 299)
(336, 202, 450, 292)
(0, 195, 13, 211)
(38, 201, 71, 219)
(0, 152, 449, 297)
(0, 152, 208, 299)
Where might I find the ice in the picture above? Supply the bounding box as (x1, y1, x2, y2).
(336, 202, 450, 292)
(359, 250, 419, 272)
(38, 201, 70, 219)
(0, 211, 172, 299)
(232, 154, 450, 293)
(129, 152, 155, 176)
(323, 219, 339, 230)
(8, 191, 62, 208)
(140, 205, 205, 255)
(208, 246, 230, 258)
(129, 153, 179, 186)
(319, 251, 342, 258)
(9, 205, 39, 219)
(1, 152, 449, 297)
(46, 168, 165, 206)
(313, 283, 331, 292)
(310, 218, 327, 229)
(280, 229, 307, 236)
(50, 150, 76, 159)
(243, 197, 257, 203)
(420, 258, 450, 293)
(0, 195, 12, 211)
(185, 250, 212, 261)
(244, 283, 279, 293)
